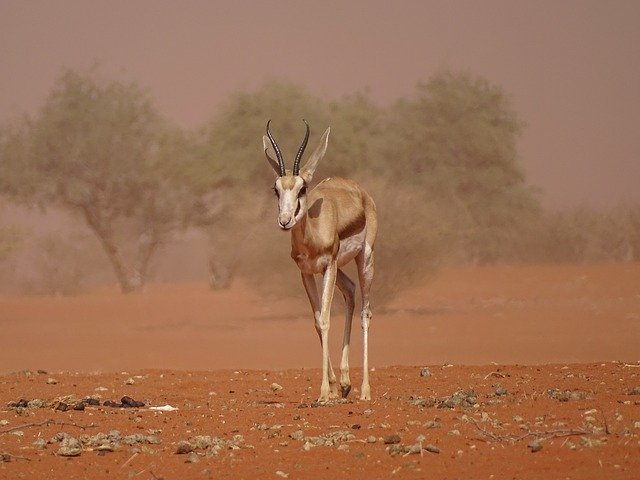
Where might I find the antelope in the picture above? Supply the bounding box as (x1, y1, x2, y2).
(263, 120, 377, 402)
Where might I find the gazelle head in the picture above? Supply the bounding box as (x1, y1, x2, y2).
(263, 120, 330, 230)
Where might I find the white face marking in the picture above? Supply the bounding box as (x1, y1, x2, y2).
(274, 176, 307, 230)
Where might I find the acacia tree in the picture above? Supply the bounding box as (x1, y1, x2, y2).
(0, 69, 215, 293)
(385, 69, 540, 263)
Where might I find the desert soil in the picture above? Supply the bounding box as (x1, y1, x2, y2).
(1, 263, 639, 479)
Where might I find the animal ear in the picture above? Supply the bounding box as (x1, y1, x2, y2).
(263, 135, 282, 176)
(300, 127, 330, 184)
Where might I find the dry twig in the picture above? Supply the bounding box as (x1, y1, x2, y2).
(0, 419, 96, 435)
(470, 417, 588, 444)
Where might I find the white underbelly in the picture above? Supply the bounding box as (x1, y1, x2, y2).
(293, 229, 366, 274)
(336, 229, 366, 267)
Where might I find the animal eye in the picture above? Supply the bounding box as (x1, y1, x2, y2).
(298, 186, 307, 197)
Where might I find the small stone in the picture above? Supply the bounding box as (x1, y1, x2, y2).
(33, 438, 47, 451)
(121, 396, 145, 408)
(275, 471, 289, 478)
(185, 451, 199, 463)
(46, 378, 58, 385)
(289, 430, 305, 441)
(28, 399, 48, 409)
(383, 434, 401, 445)
(270, 383, 283, 392)
(125, 377, 136, 385)
(420, 367, 432, 377)
(57, 437, 82, 457)
(176, 441, 193, 454)
(425, 444, 440, 454)
(495, 386, 508, 396)
(337, 444, 349, 451)
(528, 441, 543, 453)
(366, 435, 377, 443)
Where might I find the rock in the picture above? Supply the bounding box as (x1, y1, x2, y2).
(366, 435, 377, 443)
(495, 386, 508, 396)
(528, 440, 543, 453)
(57, 437, 82, 457)
(420, 367, 432, 377)
(289, 430, 305, 441)
(33, 438, 47, 451)
(28, 399, 48, 409)
(176, 441, 193, 454)
(409, 395, 436, 408)
(627, 387, 640, 396)
(425, 444, 440, 454)
(185, 451, 199, 463)
(46, 378, 58, 385)
(121, 396, 145, 408)
(8, 399, 29, 409)
(383, 434, 401, 445)
(438, 389, 478, 409)
(270, 383, 283, 392)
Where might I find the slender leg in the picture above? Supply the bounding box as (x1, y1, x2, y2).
(356, 243, 374, 400)
(335, 268, 355, 398)
(315, 261, 337, 402)
(301, 272, 337, 397)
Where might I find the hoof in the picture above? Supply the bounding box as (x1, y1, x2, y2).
(360, 386, 371, 401)
(341, 385, 352, 398)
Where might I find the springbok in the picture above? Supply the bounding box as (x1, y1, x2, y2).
(263, 120, 377, 402)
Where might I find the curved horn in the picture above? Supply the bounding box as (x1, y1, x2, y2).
(292, 119, 310, 176)
(266, 120, 286, 177)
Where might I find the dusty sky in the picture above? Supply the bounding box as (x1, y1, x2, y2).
(1, 0, 638, 209)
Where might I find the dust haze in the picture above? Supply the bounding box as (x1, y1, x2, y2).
(0, 2, 638, 339)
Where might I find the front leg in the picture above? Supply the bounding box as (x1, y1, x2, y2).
(301, 272, 337, 397)
(317, 260, 337, 402)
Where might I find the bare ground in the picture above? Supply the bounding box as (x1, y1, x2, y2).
(1, 263, 639, 479)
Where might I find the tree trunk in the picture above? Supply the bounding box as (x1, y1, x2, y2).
(80, 207, 145, 294)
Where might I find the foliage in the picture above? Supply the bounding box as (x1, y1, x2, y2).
(8, 66, 632, 302)
(383, 69, 540, 264)
(0, 69, 210, 293)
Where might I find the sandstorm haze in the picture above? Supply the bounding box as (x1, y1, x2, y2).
(1, 0, 639, 209)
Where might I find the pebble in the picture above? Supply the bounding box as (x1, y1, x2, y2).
(185, 451, 199, 463)
(425, 444, 440, 454)
(383, 434, 401, 445)
(289, 430, 305, 441)
(528, 441, 543, 453)
(270, 383, 283, 392)
(46, 378, 58, 385)
(420, 367, 432, 377)
(176, 440, 194, 454)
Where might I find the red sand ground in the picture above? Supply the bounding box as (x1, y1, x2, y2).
(1, 263, 639, 479)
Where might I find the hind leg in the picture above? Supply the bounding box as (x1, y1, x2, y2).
(335, 268, 356, 398)
(355, 243, 374, 400)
